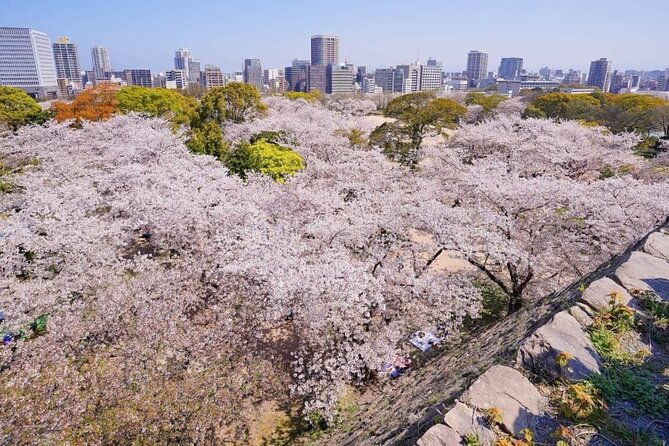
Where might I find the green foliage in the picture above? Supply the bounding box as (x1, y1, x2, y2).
(284, 90, 324, 103)
(0, 86, 46, 131)
(249, 130, 296, 146)
(383, 92, 467, 131)
(465, 92, 507, 114)
(372, 92, 466, 169)
(225, 140, 304, 182)
(559, 381, 606, 420)
(526, 92, 601, 122)
(369, 122, 416, 167)
(185, 121, 229, 159)
(589, 365, 668, 417)
(598, 165, 615, 179)
(582, 290, 669, 419)
(198, 82, 267, 125)
(335, 128, 367, 148)
(117, 86, 197, 127)
(0, 179, 14, 193)
(463, 433, 481, 446)
(633, 289, 669, 319)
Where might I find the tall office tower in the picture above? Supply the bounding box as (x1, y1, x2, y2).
(563, 69, 582, 85)
(498, 57, 523, 80)
(263, 68, 280, 86)
(356, 66, 367, 84)
(174, 48, 193, 80)
(308, 65, 326, 92)
(0, 27, 58, 99)
(395, 64, 421, 93)
(419, 64, 443, 91)
(124, 69, 152, 87)
(204, 65, 224, 89)
(374, 68, 396, 92)
(52, 36, 82, 91)
(466, 50, 488, 87)
(91, 46, 111, 82)
(287, 59, 310, 91)
(587, 58, 612, 92)
(326, 64, 355, 93)
(187, 60, 201, 84)
(243, 59, 263, 91)
(311, 35, 340, 66)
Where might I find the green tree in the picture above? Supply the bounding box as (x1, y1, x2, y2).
(0, 86, 47, 132)
(198, 82, 267, 125)
(370, 92, 466, 169)
(602, 94, 668, 135)
(225, 139, 304, 182)
(465, 92, 507, 114)
(185, 121, 228, 159)
(117, 86, 197, 127)
(284, 90, 324, 103)
(526, 92, 601, 121)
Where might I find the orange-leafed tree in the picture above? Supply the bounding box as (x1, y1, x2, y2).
(52, 83, 119, 124)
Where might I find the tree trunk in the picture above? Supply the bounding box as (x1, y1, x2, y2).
(507, 294, 523, 314)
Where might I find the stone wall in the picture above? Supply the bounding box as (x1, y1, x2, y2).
(415, 226, 669, 445)
(324, 223, 668, 446)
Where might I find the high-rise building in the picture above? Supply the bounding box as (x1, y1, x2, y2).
(0, 27, 58, 99)
(356, 66, 367, 84)
(308, 64, 327, 93)
(204, 65, 224, 89)
(587, 58, 612, 92)
(563, 69, 582, 85)
(91, 46, 111, 82)
(419, 64, 443, 91)
(187, 60, 201, 85)
(269, 75, 288, 94)
(52, 36, 82, 91)
(124, 69, 152, 87)
(374, 68, 396, 92)
(263, 68, 280, 86)
(327, 63, 355, 94)
(395, 65, 421, 93)
(287, 59, 310, 92)
(498, 57, 523, 80)
(243, 59, 263, 92)
(466, 50, 488, 87)
(174, 48, 193, 80)
(311, 35, 340, 66)
(539, 67, 553, 80)
(165, 69, 187, 89)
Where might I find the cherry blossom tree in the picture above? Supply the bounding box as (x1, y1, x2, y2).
(1, 95, 668, 444)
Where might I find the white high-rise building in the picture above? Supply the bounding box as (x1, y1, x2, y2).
(174, 48, 193, 81)
(52, 36, 82, 93)
(311, 35, 340, 66)
(0, 27, 58, 99)
(91, 46, 111, 82)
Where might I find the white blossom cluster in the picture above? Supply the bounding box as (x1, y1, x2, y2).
(0, 100, 668, 443)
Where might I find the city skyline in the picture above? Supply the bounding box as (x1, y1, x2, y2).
(3, 0, 668, 74)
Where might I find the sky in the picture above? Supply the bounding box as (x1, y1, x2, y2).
(3, 0, 668, 74)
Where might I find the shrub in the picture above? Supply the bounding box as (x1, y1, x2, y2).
(117, 86, 196, 127)
(52, 84, 119, 124)
(0, 86, 48, 131)
(225, 139, 304, 182)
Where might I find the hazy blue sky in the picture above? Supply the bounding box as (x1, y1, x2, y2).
(3, 0, 668, 74)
